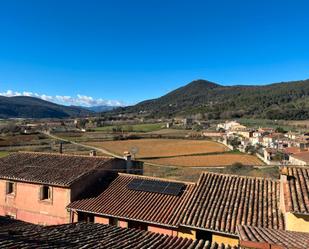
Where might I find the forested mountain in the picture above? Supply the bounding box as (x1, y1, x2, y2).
(115, 79, 309, 120)
(0, 96, 94, 118)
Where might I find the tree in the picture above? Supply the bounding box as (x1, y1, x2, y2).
(275, 127, 287, 134)
(228, 137, 241, 150)
(245, 145, 257, 154)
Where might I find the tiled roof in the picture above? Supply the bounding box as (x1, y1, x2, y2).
(290, 151, 309, 163)
(284, 166, 309, 214)
(237, 225, 309, 249)
(0, 216, 38, 232)
(0, 152, 115, 187)
(68, 174, 194, 227)
(283, 147, 300, 155)
(0, 217, 237, 249)
(181, 172, 285, 235)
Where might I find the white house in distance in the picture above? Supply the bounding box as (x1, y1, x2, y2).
(217, 120, 246, 131)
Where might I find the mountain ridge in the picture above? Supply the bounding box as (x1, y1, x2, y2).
(0, 96, 94, 118)
(114, 79, 309, 120)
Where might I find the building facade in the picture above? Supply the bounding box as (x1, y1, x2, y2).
(0, 152, 130, 225)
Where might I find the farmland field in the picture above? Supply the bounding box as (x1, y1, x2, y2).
(0, 151, 9, 158)
(85, 139, 228, 158)
(145, 154, 262, 167)
(93, 123, 164, 133)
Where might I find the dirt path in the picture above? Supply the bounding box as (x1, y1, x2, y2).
(42, 132, 122, 158)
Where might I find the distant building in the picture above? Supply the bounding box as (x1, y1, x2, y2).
(217, 120, 244, 131)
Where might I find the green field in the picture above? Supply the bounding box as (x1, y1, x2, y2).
(237, 118, 296, 131)
(93, 123, 164, 133)
(0, 151, 9, 158)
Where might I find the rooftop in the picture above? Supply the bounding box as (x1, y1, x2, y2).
(238, 225, 309, 249)
(290, 151, 309, 163)
(0, 152, 115, 187)
(283, 166, 309, 214)
(0, 216, 237, 249)
(283, 147, 301, 155)
(68, 173, 194, 227)
(181, 172, 285, 235)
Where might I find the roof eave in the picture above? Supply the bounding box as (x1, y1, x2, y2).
(179, 224, 238, 237)
(67, 207, 179, 228)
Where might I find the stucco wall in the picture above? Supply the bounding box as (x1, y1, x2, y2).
(148, 224, 177, 236)
(177, 227, 196, 239)
(212, 233, 239, 247)
(0, 180, 70, 225)
(94, 216, 109, 224)
(285, 212, 309, 233)
(118, 219, 128, 228)
(289, 156, 307, 166)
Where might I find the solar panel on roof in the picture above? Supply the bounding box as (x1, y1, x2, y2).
(127, 179, 185, 196)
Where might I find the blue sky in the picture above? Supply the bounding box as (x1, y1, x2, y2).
(0, 0, 309, 106)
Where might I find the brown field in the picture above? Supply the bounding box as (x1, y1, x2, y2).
(146, 154, 262, 167)
(284, 120, 309, 129)
(85, 139, 228, 158)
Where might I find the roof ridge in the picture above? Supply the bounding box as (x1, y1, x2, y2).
(201, 171, 279, 182)
(118, 173, 195, 185)
(16, 151, 114, 159)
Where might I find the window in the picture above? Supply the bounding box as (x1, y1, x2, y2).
(78, 212, 94, 222)
(128, 221, 147, 231)
(6, 182, 15, 195)
(39, 185, 52, 201)
(109, 217, 118, 226)
(196, 229, 212, 241)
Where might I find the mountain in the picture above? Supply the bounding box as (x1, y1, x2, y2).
(81, 105, 119, 113)
(0, 96, 94, 118)
(114, 79, 309, 120)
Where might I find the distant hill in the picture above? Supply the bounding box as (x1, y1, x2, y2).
(0, 96, 94, 118)
(81, 105, 118, 113)
(115, 79, 309, 120)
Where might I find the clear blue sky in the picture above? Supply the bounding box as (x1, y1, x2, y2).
(0, 0, 309, 106)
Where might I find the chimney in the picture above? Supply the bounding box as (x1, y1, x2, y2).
(124, 151, 132, 173)
(59, 142, 63, 154)
(279, 166, 288, 213)
(90, 150, 97, 157)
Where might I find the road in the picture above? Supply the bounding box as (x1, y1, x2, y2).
(42, 132, 122, 159)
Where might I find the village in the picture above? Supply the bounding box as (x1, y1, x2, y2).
(212, 120, 309, 166)
(0, 117, 308, 248)
(1, 1, 309, 247)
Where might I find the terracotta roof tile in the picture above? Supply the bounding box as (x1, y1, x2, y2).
(285, 166, 309, 214)
(290, 152, 309, 164)
(0, 152, 115, 187)
(0, 217, 237, 249)
(68, 174, 194, 227)
(181, 172, 285, 235)
(237, 225, 309, 249)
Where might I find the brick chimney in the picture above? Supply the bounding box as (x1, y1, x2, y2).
(124, 151, 132, 173)
(59, 142, 63, 154)
(279, 166, 288, 213)
(89, 150, 97, 157)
